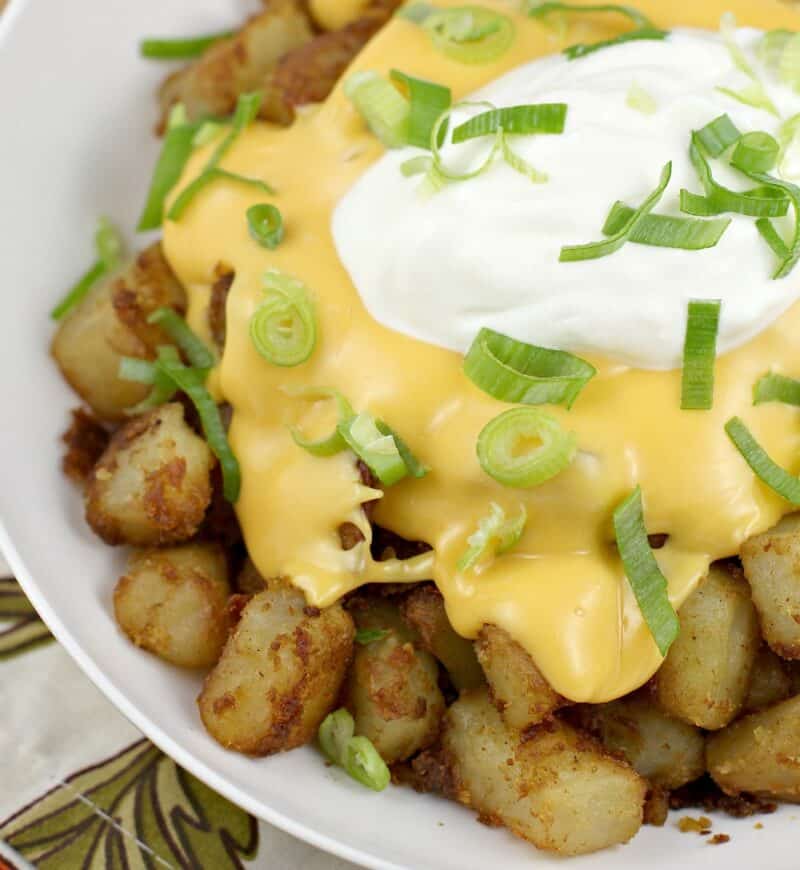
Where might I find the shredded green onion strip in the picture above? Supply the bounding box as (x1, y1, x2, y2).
(753, 372, 800, 406)
(285, 386, 354, 457)
(756, 218, 790, 259)
(563, 26, 667, 60)
(680, 300, 721, 411)
(147, 307, 215, 370)
(613, 486, 679, 657)
(560, 161, 672, 262)
(744, 171, 800, 278)
(318, 708, 390, 791)
(119, 346, 182, 414)
(51, 217, 124, 320)
(476, 407, 577, 488)
(726, 416, 800, 504)
(338, 413, 408, 486)
(696, 113, 741, 158)
(140, 30, 233, 60)
(250, 269, 317, 368)
(464, 327, 596, 409)
(452, 103, 567, 142)
(458, 502, 527, 571)
(758, 29, 800, 94)
(390, 70, 452, 149)
(732, 131, 780, 174)
(626, 83, 657, 115)
(355, 628, 390, 645)
(602, 203, 730, 250)
(717, 13, 779, 118)
(247, 203, 284, 250)
(345, 71, 410, 148)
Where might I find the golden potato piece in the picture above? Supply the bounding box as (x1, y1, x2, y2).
(86, 403, 215, 546)
(741, 513, 800, 660)
(707, 695, 800, 801)
(198, 579, 354, 755)
(475, 624, 564, 729)
(654, 563, 760, 729)
(345, 598, 444, 764)
(158, 1, 313, 128)
(743, 646, 793, 714)
(569, 692, 705, 790)
(52, 243, 185, 421)
(441, 689, 646, 856)
(114, 543, 230, 668)
(400, 585, 484, 691)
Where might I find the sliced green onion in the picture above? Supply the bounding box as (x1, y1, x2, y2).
(118, 357, 158, 385)
(626, 83, 657, 115)
(778, 113, 800, 180)
(430, 101, 501, 181)
(207, 91, 263, 169)
(119, 346, 181, 414)
(390, 70, 452, 149)
(717, 12, 779, 118)
(345, 71, 410, 148)
(167, 103, 190, 131)
(397, 3, 437, 24)
(250, 269, 316, 367)
(613, 486, 679, 657)
(451, 103, 567, 143)
(375, 420, 429, 478)
(758, 29, 794, 69)
(140, 31, 233, 60)
(285, 386, 354, 457)
(476, 407, 576, 488)
(681, 133, 789, 218)
(726, 416, 800, 504)
(157, 355, 241, 501)
(560, 161, 671, 262)
(344, 737, 391, 791)
(401, 155, 433, 177)
(51, 218, 124, 320)
(563, 26, 667, 60)
(602, 202, 730, 249)
(147, 307, 215, 370)
(500, 132, 548, 183)
(757, 29, 800, 93)
(338, 413, 408, 486)
(732, 132, 779, 174)
(744, 171, 800, 278)
(695, 114, 741, 158)
(246, 203, 284, 250)
(420, 6, 515, 65)
(167, 168, 275, 222)
(458, 502, 527, 571)
(193, 121, 224, 147)
(355, 628, 390, 644)
(680, 300, 721, 411)
(137, 116, 198, 231)
(753, 372, 800, 406)
(464, 327, 595, 409)
(526, 2, 656, 30)
(756, 218, 790, 260)
(319, 708, 354, 765)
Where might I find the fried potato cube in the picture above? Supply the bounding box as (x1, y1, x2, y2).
(198, 579, 354, 756)
(743, 646, 793, 714)
(114, 543, 230, 668)
(400, 585, 484, 691)
(707, 695, 800, 801)
(158, 1, 312, 128)
(475, 624, 564, 729)
(52, 243, 185, 421)
(654, 563, 760, 729)
(569, 692, 705, 789)
(441, 689, 646, 856)
(344, 598, 445, 764)
(85, 403, 214, 546)
(741, 513, 800, 660)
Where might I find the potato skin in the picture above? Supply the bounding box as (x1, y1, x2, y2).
(440, 689, 646, 856)
(707, 695, 800, 801)
(475, 624, 564, 729)
(114, 543, 230, 668)
(743, 646, 793, 714)
(569, 692, 705, 790)
(52, 243, 185, 421)
(86, 403, 215, 547)
(400, 585, 484, 691)
(198, 579, 354, 756)
(654, 563, 760, 730)
(741, 513, 800, 660)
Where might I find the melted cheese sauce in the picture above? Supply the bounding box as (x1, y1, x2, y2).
(163, 0, 800, 703)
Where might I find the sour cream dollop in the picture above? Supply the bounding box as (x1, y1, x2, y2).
(333, 28, 800, 369)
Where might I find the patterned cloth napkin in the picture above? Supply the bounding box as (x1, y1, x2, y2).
(0, 554, 358, 870)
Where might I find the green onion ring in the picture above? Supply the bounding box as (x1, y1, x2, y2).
(345, 71, 410, 148)
(284, 386, 354, 457)
(421, 6, 515, 65)
(250, 270, 317, 368)
(458, 502, 527, 571)
(695, 113, 741, 158)
(732, 131, 780, 174)
(247, 203, 285, 250)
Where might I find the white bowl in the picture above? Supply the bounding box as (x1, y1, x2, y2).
(1, 1, 798, 867)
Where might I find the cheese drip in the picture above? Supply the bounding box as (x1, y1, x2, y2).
(163, 0, 800, 703)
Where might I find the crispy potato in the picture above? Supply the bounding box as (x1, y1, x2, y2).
(61, 408, 109, 483)
(52, 243, 185, 421)
(158, 1, 313, 129)
(344, 598, 445, 764)
(85, 403, 215, 546)
(707, 695, 800, 801)
(198, 579, 354, 755)
(400, 585, 484, 691)
(569, 692, 705, 789)
(114, 543, 230, 668)
(654, 564, 760, 729)
(743, 646, 793, 714)
(741, 513, 800, 659)
(475, 624, 565, 729)
(439, 689, 646, 856)
(235, 558, 268, 594)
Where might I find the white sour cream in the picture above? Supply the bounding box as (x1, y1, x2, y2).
(333, 28, 800, 369)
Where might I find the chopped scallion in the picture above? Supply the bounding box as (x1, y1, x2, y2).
(458, 502, 527, 571)
(338, 413, 408, 486)
(355, 628, 390, 644)
(284, 386, 354, 457)
(756, 218, 790, 260)
(140, 31, 233, 60)
(726, 416, 800, 504)
(744, 171, 800, 278)
(695, 113, 741, 158)
(526, 2, 656, 29)
(250, 269, 316, 367)
(602, 203, 730, 249)
(207, 91, 263, 169)
(390, 70, 452, 149)
(451, 103, 567, 142)
(147, 307, 215, 370)
(680, 299, 721, 411)
(626, 82, 657, 115)
(167, 168, 274, 221)
(318, 709, 390, 791)
(563, 26, 667, 60)
(753, 372, 800, 406)
(731, 131, 779, 174)
(345, 71, 410, 148)
(718, 13, 779, 117)
(246, 203, 284, 250)
(415, 6, 515, 64)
